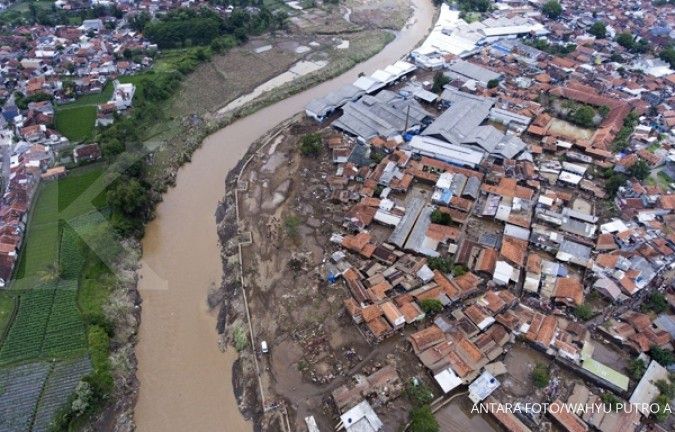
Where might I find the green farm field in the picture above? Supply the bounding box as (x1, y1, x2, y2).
(2, 165, 111, 365)
(54, 105, 97, 142)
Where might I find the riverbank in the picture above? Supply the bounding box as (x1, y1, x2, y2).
(207, 4, 436, 431)
(132, 1, 434, 431)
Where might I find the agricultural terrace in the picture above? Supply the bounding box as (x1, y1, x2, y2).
(0, 164, 119, 431)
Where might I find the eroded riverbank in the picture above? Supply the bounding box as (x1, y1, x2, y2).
(133, 1, 435, 431)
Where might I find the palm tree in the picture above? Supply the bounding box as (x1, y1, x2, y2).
(38, 262, 62, 283)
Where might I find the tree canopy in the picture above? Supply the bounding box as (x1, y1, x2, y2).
(419, 299, 443, 315)
(299, 133, 322, 156)
(629, 159, 650, 180)
(431, 71, 450, 93)
(571, 105, 596, 128)
(650, 346, 674, 366)
(542, 0, 562, 19)
(589, 21, 607, 39)
(615, 32, 650, 53)
(142, 7, 283, 48)
(574, 304, 593, 321)
(659, 45, 675, 69)
(409, 405, 439, 432)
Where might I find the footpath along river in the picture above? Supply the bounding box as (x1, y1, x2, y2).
(133, 1, 434, 430)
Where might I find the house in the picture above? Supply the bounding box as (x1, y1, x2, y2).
(552, 277, 584, 306)
(111, 80, 135, 111)
(340, 400, 383, 432)
(73, 144, 101, 164)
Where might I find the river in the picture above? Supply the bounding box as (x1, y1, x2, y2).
(133, 1, 435, 431)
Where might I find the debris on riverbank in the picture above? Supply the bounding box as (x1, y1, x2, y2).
(214, 116, 433, 431)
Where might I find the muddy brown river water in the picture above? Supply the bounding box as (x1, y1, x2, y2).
(133, 1, 434, 431)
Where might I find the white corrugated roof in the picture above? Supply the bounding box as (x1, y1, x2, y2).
(434, 368, 463, 393)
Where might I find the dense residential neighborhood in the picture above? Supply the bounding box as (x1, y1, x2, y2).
(0, 1, 160, 285)
(295, 0, 675, 431)
(1, 0, 675, 431)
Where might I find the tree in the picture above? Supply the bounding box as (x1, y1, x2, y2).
(409, 405, 439, 432)
(655, 379, 675, 398)
(643, 292, 668, 314)
(627, 358, 647, 380)
(541, 0, 562, 19)
(106, 178, 149, 218)
(609, 52, 623, 63)
(431, 71, 450, 93)
(616, 32, 635, 50)
(653, 394, 671, 422)
(601, 392, 621, 411)
(299, 133, 322, 156)
(629, 159, 650, 180)
(660, 45, 675, 69)
(272, 11, 288, 30)
(606, 173, 627, 197)
(38, 261, 62, 283)
(420, 299, 443, 315)
(456, 0, 492, 13)
(101, 138, 125, 158)
(487, 78, 499, 89)
(650, 346, 675, 366)
(574, 304, 593, 321)
(452, 265, 467, 277)
(572, 105, 596, 128)
(589, 21, 607, 39)
(406, 382, 434, 407)
(427, 256, 452, 273)
(430, 209, 452, 225)
(531, 363, 550, 388)
(88, 325, 113, 395)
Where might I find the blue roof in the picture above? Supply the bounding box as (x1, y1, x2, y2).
(440, 189, 453, 204)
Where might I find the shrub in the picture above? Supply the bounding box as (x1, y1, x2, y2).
(655, 379, 675, 399)
(574, 304, 593, 321)
(650, 346, 674, 366)
(284, 215, 301, 238)
(406, 381, 434, 407)
(487, 79, 499, 89)
(601, 392, 621, 411)
(431, 71, 450, 93)
(653, 394, 671, 422)
(531, 363, 550, 388)
(88, 325, 113, 395)
(643, 292, 668, 314)
(233, 325, 248, 352)
(409, 405, 439, 432)
(627, 358, 647, 380)
(419, 299, 443, 315)
(299, 133, 322, 156)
